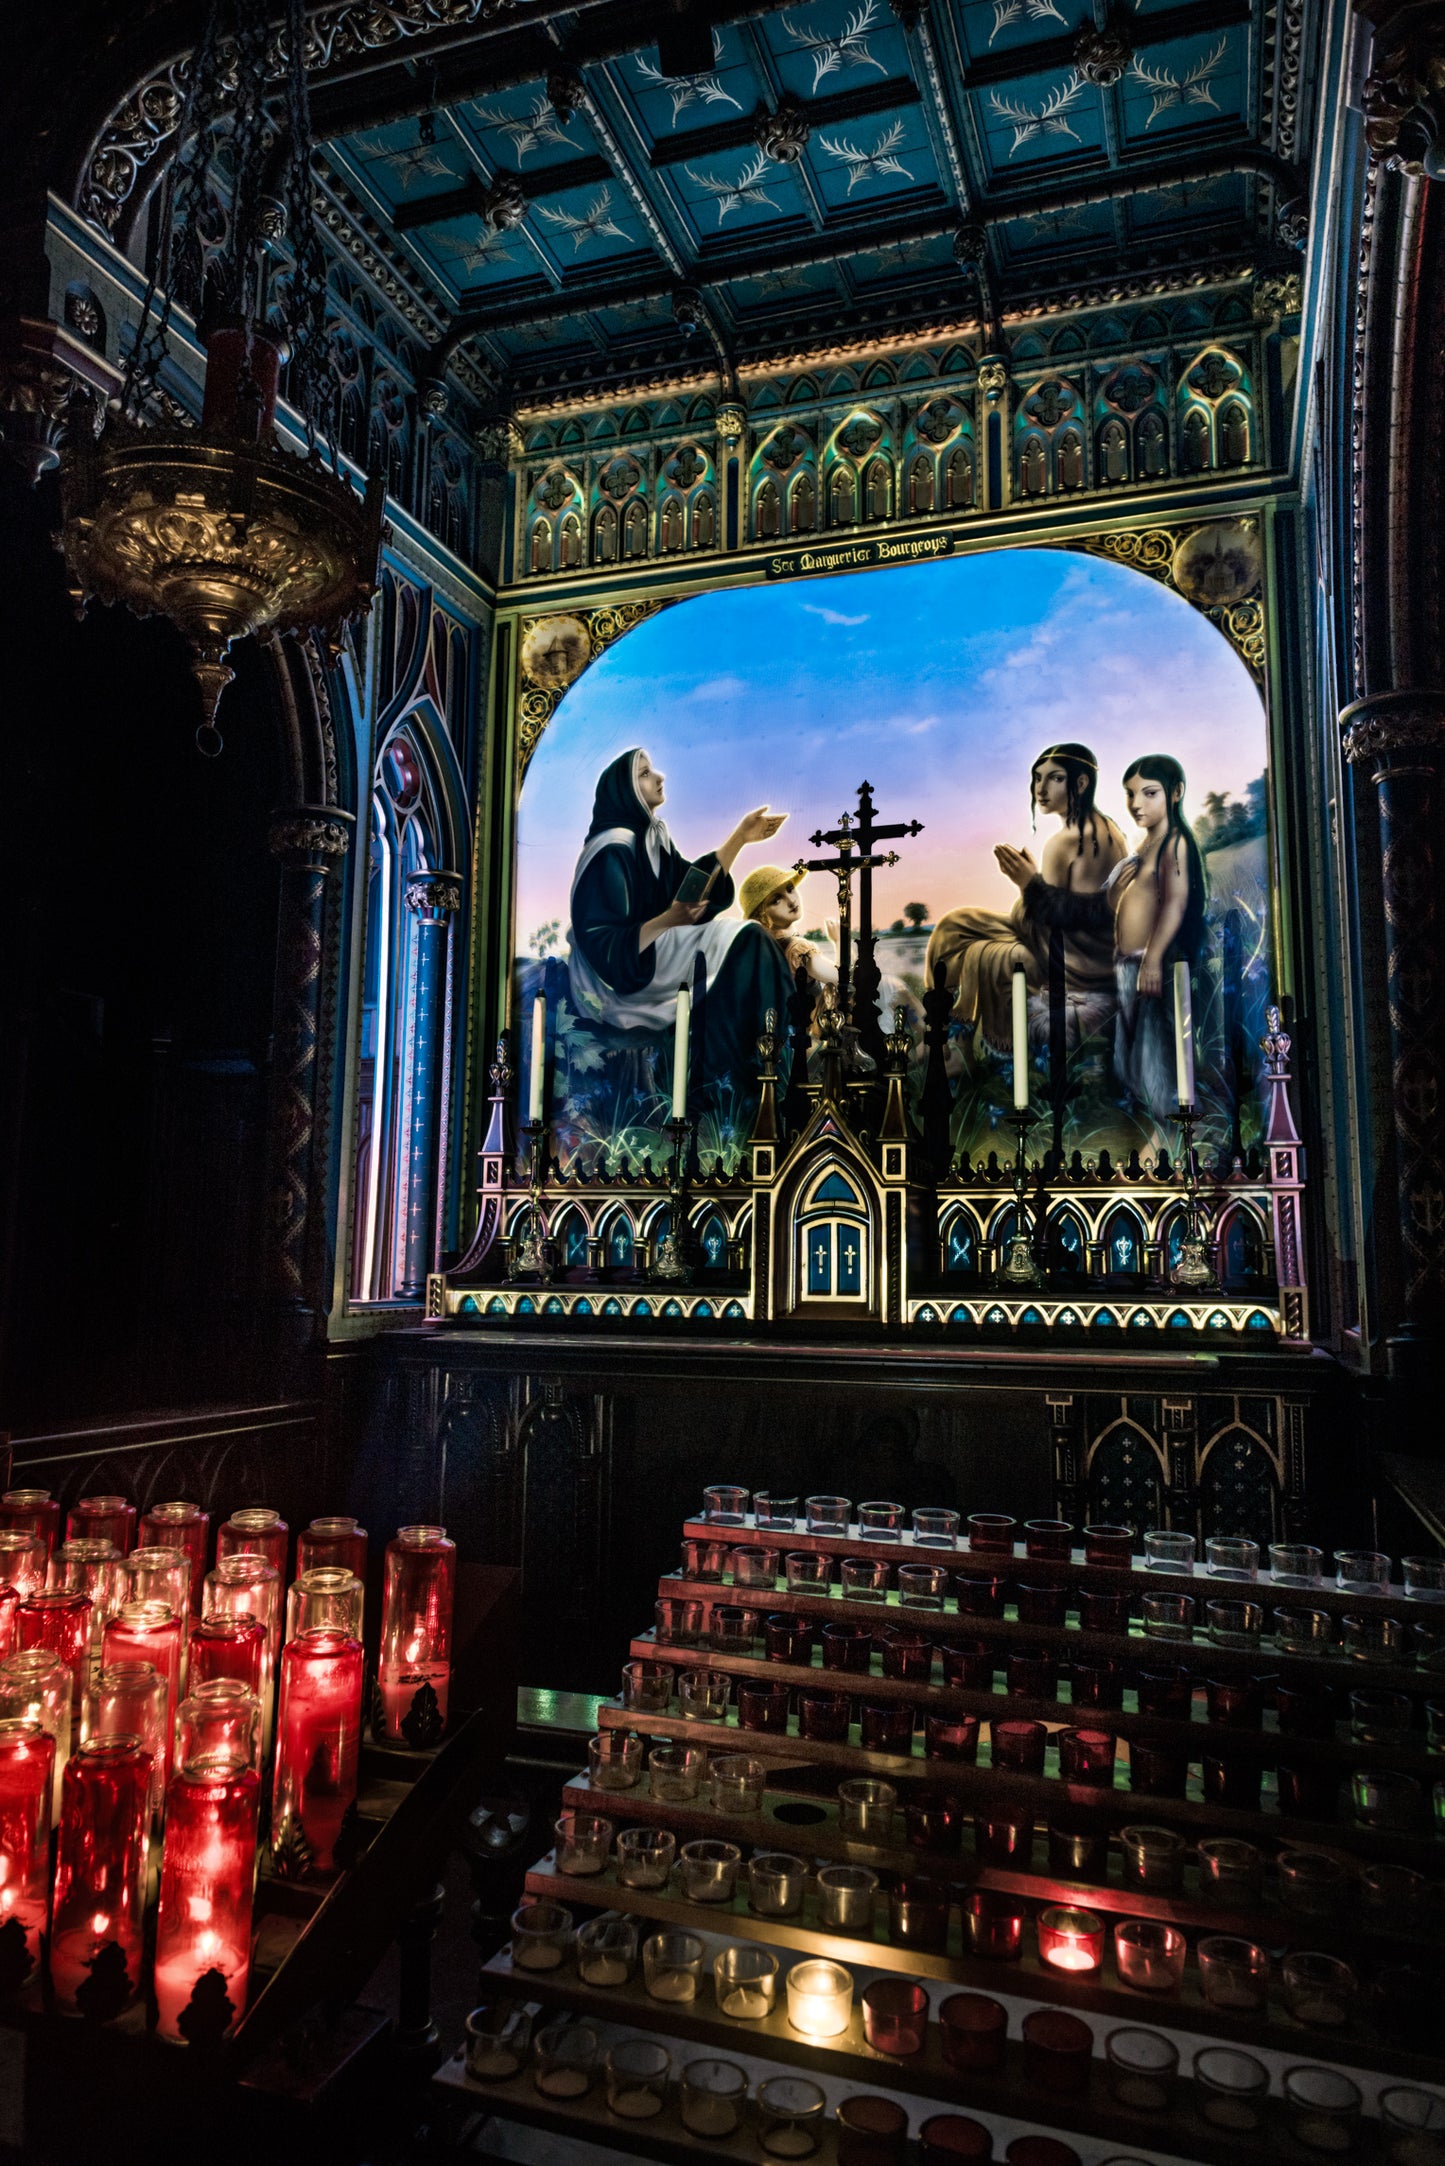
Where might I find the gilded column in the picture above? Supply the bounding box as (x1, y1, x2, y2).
(267, 808, 353, 1313)
(399, 871, 463, 1300)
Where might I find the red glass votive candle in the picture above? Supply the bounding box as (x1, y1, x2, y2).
(888, 1876, 951, 1950)
(1006, 1647, 1058, 1700)
(1206, 1676, 1264, 1728)
(1021, 2008, 1094, 2093)
(272, 1627, 364, 1871)
(738, 1680, 791, 1734)
(203, 1556, 282, 1743)
(941, 1639, 992, 1689)
(122, 1546, 191, 1627)
(296, 1516, 369, 1582)
(0, 1491, 58, 1556)
(16, 1590, 92, 1713)
(974, 1813, 1034, 1865)
(1058, 1727, 1116, 1786)
(862, 1975, 929, 2056)
(1025, 1520, 1074, 1561)
(838, 2095, 908, 2166)
(1129, 1740, 1190, 1796)
(924, 1712, 979, 1763)
(1278, 1683, 1337, 1738)
(0, 1588, 14, 1663)
(0, 1649, 71, 1815)
(905, 1787, 965, 1850)
(1017, 1584, 1067, 1628)
(217, 1507, 289, 1579)
(922, 2117, 993, 2164)
(379, 1524, 455, 1745)
(880, 1627, 932, 1681)
(822, 1622, 874, 1673)
(1114, 1917, 1187, 1992)
(187, 1614, 266, 1698)
(138, 1503, 209, 1614)
(67, 1496, 136, 1554)
(1083, 1524, 1134, 1568)
(1203, 1755, 1262, 1809)
(1038, 1904, 1105, 1974)
(1277, 1762, 1337, 1817)
(89, 1662, 169, 1818)
(153, 1748, 261, 2043)
(955, 1573, 1007, 1618)
(102, 1603, 182, 1784)
(968, 1514, 1016, 1555)
(991, 1718, 1046, 1773)
(798, 1688, 851, 1742)
(765, 1613, 813, 1664)
(55, 1540, 124, 1651)
(1070, 1657, 1123, 1709)
(939, 1991, 1007, 2072)
(0, 1717, 55, 1976)
(286, 1566, 364, 1643)
(1135, 1665, 1192, 1719)
(1078, 1588, 1131, 1635)
(0, 1532, 44, 1598)
(860, 1702, 914, 1754)
(961, 1890, 1024, 1960)
(49, 1735, 153, 2015)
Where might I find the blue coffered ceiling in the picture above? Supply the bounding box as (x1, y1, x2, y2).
(313, 0, 1305, 396)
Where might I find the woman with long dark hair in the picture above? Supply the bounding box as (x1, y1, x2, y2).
(928, 742, 1126, 1054)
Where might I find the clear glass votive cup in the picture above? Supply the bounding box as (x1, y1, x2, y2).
(555, 1810, 613, 1875)
(1277, 1606, 1336, 1654)
(1404, 1557, 1445, 1600)
(511, 1898, 573, 1973)
(1271, 1544, 1324, 1587)
(1284, 2066, 1362, 2153)
(1106, 2028, 1178, 2111)
(643, 1929, 705, 2002)
(911, 1508, 959, 1549)
(1343, 1613, 1407, 1663)
(588, 1729, 642, 1791)
(758, 2076, 827, 2158)
(1336, 1550, 1391, 1595)
(616, 1825, 677, 1889)
(532, 2020, 599, 2100)
(1360, 1861, 1427, 1926)
(807, 1495, 851, 1535)
(711, 1753, 766, 1813)
(465, 2002, 531, 2081)
(967, 1514, 1016, 1555)
(677, 1838, 742, 1903)
(818, 1864, 878, 1931)
(861, 1975, 928, 2055)
(888, 1876, 951, 1950)
(1278, 1848, 1349, 1917)
(682, 1538, 730, 1582)
(1114, 1918, 1187, 1992)
(714, 1943, 780, 2018)
(1207, 1537, 1260, 1581)
(749, 1850, 807, 1917)
(1350, 1688, 1413, 1744)
(839, 1775, 895, 1839)
(1352, 1766, 1423, 1829)
(1380, 2089, 1445, 2166)
(859, 1502, 905, 1541)
(899, 1565, 949, 1611)
(1208, 1598, 1264, 1647)
(704, 1485, 750, 1525)
(1048, 1820, 1108, 1881)
(576, 1913, 638, 1986)
(606, 2037, 670, 2121)
(650, 1740, 708, 1801)
(710, 1603, 760, 1656)
(1195, 2047, 1269, 2133)
(787, 1959, 855, 2039)
(1282, 1950, 1357, 2029)
(733, 1547, 782, 1589)
(656, 1595, 706, 1645)
(1145, 1531, 1196, 1573)
(621, 1658, 673, 1713)
(756, 1494, 799, 1532)
(841, 1557, 891, 1603)
(1198, 1837, 1264, 1905)
(1143, 1592, 1195, 1641)
(1197, 1936, 1270, 2014)
(681, 2058, 750, 2139)
(678, 1667, 731, 1722)
(939, 1991, 1007, 2073)
(786, 1551, 831, 1593)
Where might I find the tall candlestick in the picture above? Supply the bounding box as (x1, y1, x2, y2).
(49, 1736, 153, 2015)
(1173, 958, 1195, 1106)
(272, 1628, 363, 1871)
(529, 992, 546, 1122)
(0, 1717, 55, 1982)
(1011, 967, 1029, 1110)
(672, 984, 691, 1119)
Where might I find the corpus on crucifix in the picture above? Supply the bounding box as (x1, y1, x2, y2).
(794, 781, 923, 1066)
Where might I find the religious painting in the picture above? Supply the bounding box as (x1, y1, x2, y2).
(512, 547, 1270, 1175)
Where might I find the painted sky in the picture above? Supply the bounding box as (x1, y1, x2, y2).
(516, 547, 1266, 949)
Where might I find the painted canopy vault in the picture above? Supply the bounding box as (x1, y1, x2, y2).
(514, 548, 1272, 1176)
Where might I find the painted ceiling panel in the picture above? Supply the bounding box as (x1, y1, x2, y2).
(807, 104, 940, 208)
(1116, 29, 1249, 142)
(951, 0, 1094, 62)
(452, 86, 599, 171)
(975, 66, 1106, 177)
(760, 0, 914, 99)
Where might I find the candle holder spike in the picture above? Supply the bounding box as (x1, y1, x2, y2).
(650, 1118, 695, 1283)
(1000, 1107, 1043, 1287)
(1170, 1100, 1217, 1288)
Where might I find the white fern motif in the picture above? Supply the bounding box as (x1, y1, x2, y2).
(988, 72, 1088, 155)
(470, 94, 571, 161)
(684, 151, 778, 224)
(635, 36, 742, 126)
(817, 119, 913, 194)
(1129, 38, 1229, 127)
(360, 134, 456, 191)
(987, 0, 1067, 47)
(782, 0, 889, 94)
(442, 231, 514, 275)
(536, 187, 630, 251)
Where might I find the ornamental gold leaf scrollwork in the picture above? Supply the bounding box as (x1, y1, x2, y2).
(515, 600, 666, 785)
(1070, 522, 1265, 682)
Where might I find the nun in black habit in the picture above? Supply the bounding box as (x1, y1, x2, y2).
(567, 748, 794, 1089)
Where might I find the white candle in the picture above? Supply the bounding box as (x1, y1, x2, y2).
(1011, 967, 1029, 1110)
(672, 983, 691, 1119)
(611, 2090, 664, 2119)
(1173, 958, 1195, 1107)
(646, 1968, 697, 2001)
(528, 993, 546, 1122)
(580, 1955, 629, 1986)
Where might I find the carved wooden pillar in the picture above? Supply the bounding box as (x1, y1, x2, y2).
(399, 871, 463, 1299)
(266, 808, 352, 1316)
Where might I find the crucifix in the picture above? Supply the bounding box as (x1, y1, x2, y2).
(794, 780, 923, 1067)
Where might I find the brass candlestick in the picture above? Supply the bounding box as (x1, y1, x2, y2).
(509, 1119, 552, 1281)
(999, 1107, 1043, 1287)
(1170, 1102, 1216, 1289)
(650, 1117, 695, 1283)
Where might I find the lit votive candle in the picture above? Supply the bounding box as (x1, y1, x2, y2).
(787, 1957, 854, 2037)
(1038, 1905, 1105, 1974)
